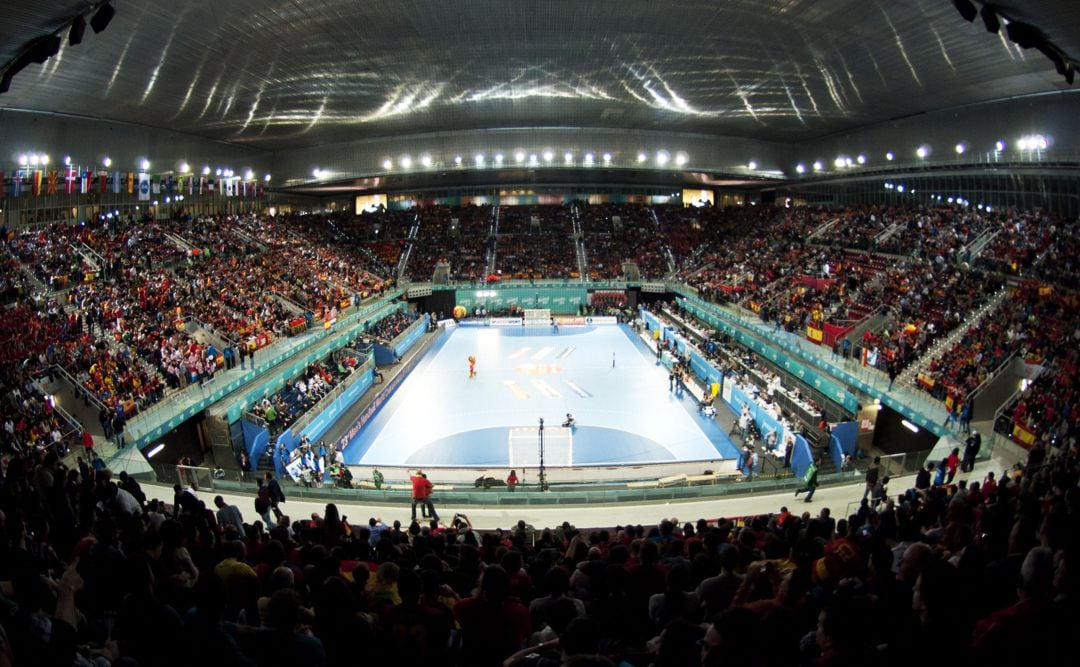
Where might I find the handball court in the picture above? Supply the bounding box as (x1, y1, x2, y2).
(341, 324, 740, 468)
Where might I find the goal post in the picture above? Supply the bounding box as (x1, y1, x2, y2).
(508, 425, 573, 467)
(523, 308, 551, 327)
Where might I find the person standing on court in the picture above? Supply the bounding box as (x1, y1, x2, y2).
(410, 469, 438, 522)
(265, 472, 286, 519)
(862, 456, 881, 501)
(506, 469, 519, 492)
(794, 458, 820, 502)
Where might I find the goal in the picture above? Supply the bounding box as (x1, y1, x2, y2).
(508, 425, 573, 467)
(522, 308, 551, 326)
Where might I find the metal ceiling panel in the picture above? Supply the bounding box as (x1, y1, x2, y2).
(0, 1, 1076, 151)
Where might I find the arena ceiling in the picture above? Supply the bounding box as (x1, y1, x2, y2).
(1, 0, 1077, 154)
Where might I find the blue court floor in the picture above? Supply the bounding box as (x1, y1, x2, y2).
(343, 324, 739, 467)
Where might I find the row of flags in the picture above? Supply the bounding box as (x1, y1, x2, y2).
(0, 168, 265, 199)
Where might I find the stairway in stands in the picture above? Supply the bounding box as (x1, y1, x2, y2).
(895, 287, 1009, 389)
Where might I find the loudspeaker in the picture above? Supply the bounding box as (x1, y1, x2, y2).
(90, 2, 115, 34)
(69, 15, 86, 45)
(28, 34, 61, 64)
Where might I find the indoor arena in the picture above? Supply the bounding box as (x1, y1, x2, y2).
(1, 2, 1078, 666)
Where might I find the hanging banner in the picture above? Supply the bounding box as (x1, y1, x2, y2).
(138, 173, 150, 201)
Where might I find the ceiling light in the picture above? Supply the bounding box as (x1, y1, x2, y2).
(747, 160, 757, 170)
(514, 151, 525, 163)
(564, 152, 573, 164)
(18, 155, 27, 166)
(856, 154, 866, 164)
(584, 152, 594, 164)
(264, 174, 271, 182)
(656, 150, 670, 166)
(103, 157, 111, 167)
(528, 154, 538, 165)
(901, 419, 920, 433)
(834, 157, 846, 168)
(812, 161, 823, 172)
(400, 155, 412, 168)
(844, 157, 853, 167)
(40, 154, 50, 166)
(29, 155, 39, 166)
(916, 145, 929, 159)
(90, 2, 116, 34)
(885, 182, 893, 189)
(795, 163, 805, 173)
(313, 167, 322, 177)
(494, 153, 504, 164)
(637, 152, 647, 163)
(244, 169, 254, 180)
(542, 150, 554, 162)
(178, 161, 189, 173)
(202, 165, 210, 175)
(675, 152, 688, 166)
(995, 140, 1005, 152)
(420, 154, 432, 167)
(63, 155, 71, 166)
(454, 155, 462, 165)
(1035, 135, 1048, 149)
(886, 151, 894, 161)
(602, 153, 612, 163)
(474, 153, 484, 166)
(382, 159, 392, 170)
(896, 184, 905, 192)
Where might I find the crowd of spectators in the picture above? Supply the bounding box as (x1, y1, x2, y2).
(0, 430, 1075, 667)
(248, 358, 350, 438)
(365, 311, 419, 345)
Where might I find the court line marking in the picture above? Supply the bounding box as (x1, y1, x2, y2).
(564, 379, 592, 398)
(503, 380, 531, 400)
(508, 347, 531, 359)
(556, 347, 575, 359)
(530, 379, 562, 399)
(531, 346, 555, 360)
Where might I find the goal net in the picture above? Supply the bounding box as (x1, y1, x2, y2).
(176, 465, 215, 492)
(523, 308, 551, 327)
(508, 425, 573, 467)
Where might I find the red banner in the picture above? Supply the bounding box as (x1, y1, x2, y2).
(822, 323, 853, 347)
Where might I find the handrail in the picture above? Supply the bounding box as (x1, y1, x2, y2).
(52, 364, 109, 412)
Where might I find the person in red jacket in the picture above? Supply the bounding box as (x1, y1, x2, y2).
(410, 470, 438, 522)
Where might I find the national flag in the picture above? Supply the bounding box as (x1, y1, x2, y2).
(138, 173, 150, 201)
(199, 177, 205, 195)
(187, 176, 194, 195)
(46, 171, 59, 195)
(80, 170, 90, 194)
(112, 172, 122, 194)
(151, 177, 160, 195)
(225, 179, 235, 197)
(12, 171, 22, 197)
(806, 325, 823, 344)
(916, 372, 935, 390)
(31, 170, 43, 196)
(1011, 422, 1037, 448)
(65, 165, 77, 194)
(208, 178, 216, 194)
(126, 172, 135, 194)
